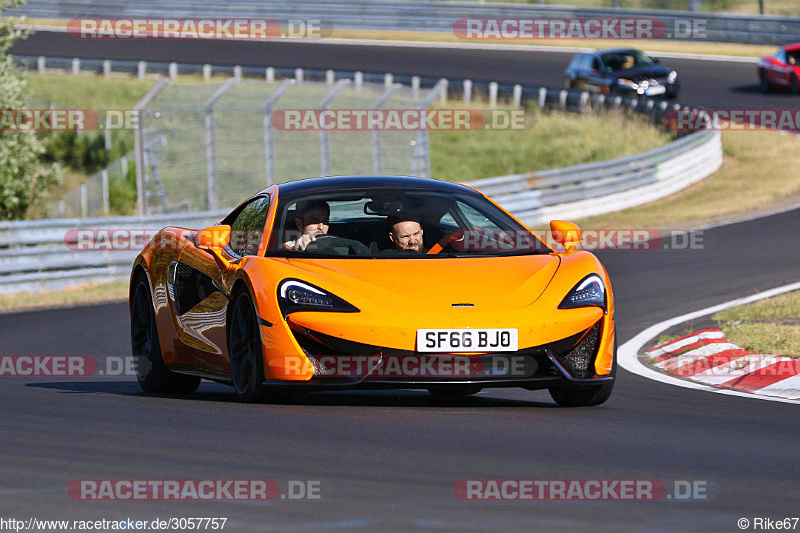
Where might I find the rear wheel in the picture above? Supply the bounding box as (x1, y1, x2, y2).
(131, 274, 200, 394)
(427, 384, 483, 397)
(228, 287, 269, 403)
(548, 332, 616, 407)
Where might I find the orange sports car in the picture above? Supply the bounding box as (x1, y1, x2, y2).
(130, 176, 615, 406)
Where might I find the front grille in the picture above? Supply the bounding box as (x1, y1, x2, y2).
(552, 322, 601, 379)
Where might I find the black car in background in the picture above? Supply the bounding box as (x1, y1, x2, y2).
(564, 48, 679, 98)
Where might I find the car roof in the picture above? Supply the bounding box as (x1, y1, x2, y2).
(262, 175, 478, 197)
(783, 42, 800, 52)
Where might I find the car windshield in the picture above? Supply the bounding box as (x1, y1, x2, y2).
(266, 187, 552, 258)
(601, 50, 655, 71)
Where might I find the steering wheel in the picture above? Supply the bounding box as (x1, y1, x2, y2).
(303, 234, 370, 256)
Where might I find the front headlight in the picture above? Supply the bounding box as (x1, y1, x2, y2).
(667, 70, 678, 83)
(558, 274, 606, 312)
(617, 78, 638, 89)
(278, 279, 359, 315)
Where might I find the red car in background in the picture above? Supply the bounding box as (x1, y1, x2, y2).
(758, 43, 800, 93)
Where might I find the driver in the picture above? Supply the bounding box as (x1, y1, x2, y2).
(284, 200, 330, 251)
(387, 214, 425, 253)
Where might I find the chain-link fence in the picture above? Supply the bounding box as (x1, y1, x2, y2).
(138, 77, 441, 215)
(44, 153, 134, 219)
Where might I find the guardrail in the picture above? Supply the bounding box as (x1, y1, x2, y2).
(472, 129, 722, 225)
(7, 0, 800, 45)
(0, 211, 226, 294)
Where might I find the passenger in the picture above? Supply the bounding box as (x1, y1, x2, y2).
(284, 200, 330, 251)
(387, 215, 425, 253)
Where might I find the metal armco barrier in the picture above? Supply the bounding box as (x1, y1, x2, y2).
(0, 211, 226, 294)
(7, 0, 800, 45)
(471, 129, 722, 225)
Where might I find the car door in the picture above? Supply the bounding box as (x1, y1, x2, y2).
(167, 195, 271, 374)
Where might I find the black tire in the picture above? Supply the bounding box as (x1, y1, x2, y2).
(548, 331, 616, 407)
(131, 274, 200, 394)
(427, 384, 483, 397)
(760, 70, 772, 93)
(791, 74, 799, 95)
(228, 287, 269, 403)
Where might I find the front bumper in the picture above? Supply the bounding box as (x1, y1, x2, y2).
(263, 320, 613, 392)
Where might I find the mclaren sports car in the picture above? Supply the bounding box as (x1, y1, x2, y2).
(129, 176, 616, 406)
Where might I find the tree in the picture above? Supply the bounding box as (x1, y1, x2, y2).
(0, 0, 60, 220)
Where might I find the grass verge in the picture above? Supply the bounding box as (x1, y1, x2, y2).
(712, 291, 800, 357)
(0, 282, 129, 314)
(574, 129, 800, 230)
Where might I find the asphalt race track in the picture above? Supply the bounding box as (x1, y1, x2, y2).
(2, 32, 800, 531)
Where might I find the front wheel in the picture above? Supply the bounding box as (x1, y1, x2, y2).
(228, 287, 269, 402)
(760, 70, 772, 93)
(131, 275, 200, 394)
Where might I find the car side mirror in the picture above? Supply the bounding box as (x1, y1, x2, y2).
(550, 220, 582, 253)
(195, 225, 233, 269)
(196, 225, 231, 250)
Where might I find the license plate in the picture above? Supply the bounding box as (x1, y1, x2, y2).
(645, 85, 666, 95)
(417, 329, 518, 353)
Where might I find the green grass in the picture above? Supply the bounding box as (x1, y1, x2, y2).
(431, 106, 673, 182)
(576, 129, 800, 230)
(26, 73, 155, 110)
(0, 282, 128, 314)
(712, 291, 800, 358)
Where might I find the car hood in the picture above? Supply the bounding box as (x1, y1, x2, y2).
(275, 255, 561, 312)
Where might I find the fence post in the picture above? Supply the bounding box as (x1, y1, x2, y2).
(354, 71, 363, 91)
(371, 84, 401, 174)
(204, 78, 238, 211)
(538, 87, 547, 110)
(103, 59, 111, 78)
(80, 183, 88, 217)
(262, 79, 293, 186)
(266, 67, 275, 83)
(203, 64, 212, 80)
(326, 69, 335, 85)
(121, 154, 128, 179)
(37, 55, 45, 73)
(104, 114, 111, 151)
(412, 76, 420, 102)
(133, 77, 169, 216)
(295, 68, 304, 85)
(233, 65, 242, 80)
(169, 62, 178, 80)
(489, 82, 498, 108)
(71, 58, 80, 75)
(137, 61, 146, 80)
(463, 79, 472, 106)
(439, 78, 448, 105)
(318, 79, 351, 176)
(512, 84, 522, 108)
(384, 73, 393, 87)
(102, 169, 110, 215)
